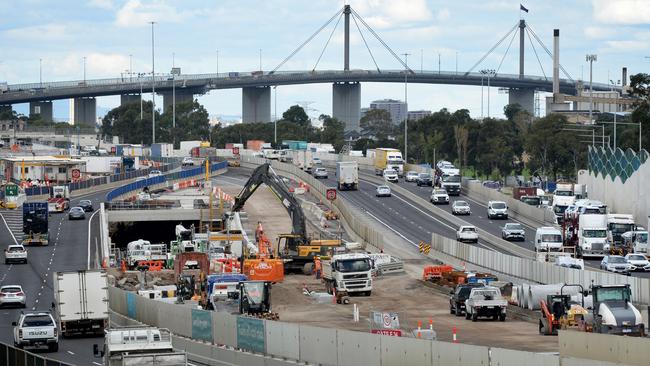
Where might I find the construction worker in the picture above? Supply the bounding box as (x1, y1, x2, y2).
(314, 256, 322, 279)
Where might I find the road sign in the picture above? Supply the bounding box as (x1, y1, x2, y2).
(232, 147, 240, 155)
(4, 184, 18, 197)
(371, 311, 400, 329)
(71, 169, 81, 179)
(371, 329, 402, 337)
(326, 188, 337, 201)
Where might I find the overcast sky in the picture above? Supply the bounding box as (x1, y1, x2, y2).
(1, 0, 649, 121)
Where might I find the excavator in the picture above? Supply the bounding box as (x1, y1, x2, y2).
(228, 163, 342, 275)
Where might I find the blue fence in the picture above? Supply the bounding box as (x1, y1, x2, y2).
(105, 161, 227, 201)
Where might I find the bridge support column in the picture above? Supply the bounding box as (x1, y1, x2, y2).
(242, 86, 271, 123)
(71, 97, 96, 127)
(120, 94, 140, 106)
(508, 88, 535, 115)
(332, 82, 361, 132)
(161, 90, 193, 113)
(29, 101, 53, 122)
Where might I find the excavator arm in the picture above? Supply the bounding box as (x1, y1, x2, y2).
(229, 163, 307, 247)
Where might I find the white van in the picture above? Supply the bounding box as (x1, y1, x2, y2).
(535, 227, 563, 252)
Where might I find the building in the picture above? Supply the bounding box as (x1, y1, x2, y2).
(0, 155, 86, 184)
(407, 110, 432, 121)
(368, 99, 407, 125)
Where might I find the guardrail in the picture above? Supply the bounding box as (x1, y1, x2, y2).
(0, 342, 73, 366)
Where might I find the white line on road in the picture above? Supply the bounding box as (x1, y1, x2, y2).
(0, 213, 19, 245)
(364, 210, 417, 247)
(93, 362, 102, 366)
(67, 351, 75, 355)
(87, 209, 100, 270)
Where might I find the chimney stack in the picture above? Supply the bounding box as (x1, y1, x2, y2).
(622, 67, 628, 86)
(553, 29, 560, 96)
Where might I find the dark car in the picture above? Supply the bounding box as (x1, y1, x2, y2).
(78, 199, 94, 212)
(449, 283, 485, 316)
(416, 173, 433, 187)
(68, 207, 85, 220)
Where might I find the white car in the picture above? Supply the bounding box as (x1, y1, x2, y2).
(182, 157, 194, 166)
(451, 200, 471, 215)
(625, 254, 650, 272)
(430, 189, 449, 204)
(313, 157, 322, 165)
(600, 255, 632, 275)
(0, 285, 26, 308)
(313, 167, 328, 179)
(501, 223, 525, 241)
(383, 169, 398, 183)
(376, 185, 391, 197)
(405, 171, 419, 182)
(13, 312, 59, 352)
(457, 225, 479, 243)
(5, 244, 27, 264)
(148, 170, 163, 178)
(487, 201, 508, 219)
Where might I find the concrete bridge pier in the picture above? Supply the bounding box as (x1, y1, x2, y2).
(71, 97, 97, 127)
(120, 94, 141, 106)
(29, 101, 53, 122)
(161, 89, 194, 113)
(242, 86, 271, 123)
(332, 82, 361, 132)
(508, 87, 535, 115)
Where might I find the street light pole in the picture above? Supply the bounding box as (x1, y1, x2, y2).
(83, 56, 86, 82)
(480, 69, 495, 118)
(150, 21, 156, 144)
(402, 52, 411, 163)
(480, 75, 484, 118)
(129, 54, 133, 81)
(586, 54, 597, 124)
(259, 49, 262, 71)
(274, 86, 277, 145)
(139, 74, 143, 120)
(39, 58, 42, 87)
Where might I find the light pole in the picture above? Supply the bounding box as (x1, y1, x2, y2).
(273, 85, 278, 145)
(438, 52, 441, 74)
(83, 56, 87, 83)
(259, 49, 262, 71)
(150, 21, 156, 144)
(402, 52, 411, 163)
(455, 51, 458, 76)
(480, 69, 495, 118)
(129, 54, 133, 81)
(138, 73, 144, 120)
(586, 54, 597, 124)
(610, 79, 620, 150)
(480, 74, 484, 118)
(39, 58, 42, 87)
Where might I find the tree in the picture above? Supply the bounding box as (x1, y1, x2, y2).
(360, 109, 394, 140)
(454, 125, 469, 168)
(627, 73, 650, 151)
(319, 114, 345, 151)
(282, 105, 309, 127)
(525, 114, 578, 179)
(102, 101, 161, 145)
(158, 100, 210, 148)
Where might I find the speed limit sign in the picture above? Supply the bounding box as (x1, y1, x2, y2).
(71, 169, 81, 179)
(232, 147, 240, 155)
(326, 188, 337, 201)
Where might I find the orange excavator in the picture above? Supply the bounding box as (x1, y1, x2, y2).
(242, 222, 284, 282)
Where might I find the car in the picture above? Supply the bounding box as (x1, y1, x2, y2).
(383, 169, 398, 183)
(182, 157, 194, 166)
(600, 255, 632, 275)
(78, 199, 94, 212)
(457, 225, 479, 243)
(312, 157, 322, 165)
(0, 285, 26, 308)
(487, 201, 508, 219)
(376, 185, 391, 197)
(313, 167, 328, 179)
(13, 312, 59, 352)
(430, 189, 449, 204)
(501, 223, 525, 241)
(405, 171, 419, 182)
(148, 169, 163, 178)
(449, 283, 485, 316)
(416, 173, 433, 186)
(5, 245, 27, 264)
(451, 200, 471, 215)
(624, 254, 650, 271)
(68, 207, 86, 220)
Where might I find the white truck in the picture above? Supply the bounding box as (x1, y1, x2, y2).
(440, 172, 461, 195)
(577, 214, 609, 257)
(292, 150, 314, 172)
(552, 183, 577, 223)
(621, 230, 648, 254)
(13, 312, 59, 352)
(94, 327, 187, 366)
(322, 253, 373, 296)
(464, 286, 507, 321)
(606, 214, 636, 248)
(54, 270, 109, 337)
(335, 161, 358, 191)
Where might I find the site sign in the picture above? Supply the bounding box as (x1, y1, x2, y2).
(326, 188, 337, 201)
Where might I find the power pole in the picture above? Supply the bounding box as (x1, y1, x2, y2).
(586, 54, 597, 124)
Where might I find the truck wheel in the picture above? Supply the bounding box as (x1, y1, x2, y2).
(48, 343, 59, 352)
(472, 313, 478, 322)
(465, 311, 471, 320)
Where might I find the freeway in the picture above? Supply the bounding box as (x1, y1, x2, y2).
(0, 189, 108, 366)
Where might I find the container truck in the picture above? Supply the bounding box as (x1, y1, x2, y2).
(336, 161, 358, 190)
(292, 150, 313, 172)
(552, 183, 577, 223)
(373, 148, 404, 176)
(576, 214, 609, 257)
(322, 253, 373, 296)
(54, 270, 109, 337)
(22, 202, 49, 246)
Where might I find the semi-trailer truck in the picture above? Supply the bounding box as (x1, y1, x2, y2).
(373, 148, 404, 176)
(22, 202, 49, 246)
(336, 161, 358, 190)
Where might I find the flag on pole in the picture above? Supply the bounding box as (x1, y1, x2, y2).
(520, 4, 529, 12)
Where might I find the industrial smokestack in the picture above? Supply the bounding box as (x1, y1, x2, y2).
(622, 67, 628, 86)
(553, 29, 560, 96)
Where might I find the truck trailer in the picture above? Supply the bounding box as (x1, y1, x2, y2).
(336, 161, 358, 190)
(373, 148, 404, 176)
(54, 270, 109, 337)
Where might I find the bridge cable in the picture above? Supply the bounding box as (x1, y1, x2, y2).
(525, 27, 548, 80)
(464, 22, 519, 76)
(495, 24, 519, 75)
(271, 7, 344, 74)
(526, 24, 574, 82)
(351, 12, 381, 73)
(312, 12, 344, 71)
(350, 8, 413, 73)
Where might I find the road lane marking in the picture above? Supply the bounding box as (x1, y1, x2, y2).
(364, 210, 417, 247)
(67, 351, 75, 355)
(0, 212, 19, 245)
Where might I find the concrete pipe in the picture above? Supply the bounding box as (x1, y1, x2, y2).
(510, 285, 520, 306)
(570, 294, 593, 309)
(518, 283, 530, 309)
(527, 284, 581, 311)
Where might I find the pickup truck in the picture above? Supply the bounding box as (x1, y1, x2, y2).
(5, 245, 27, 264)
(13, 312, 59, 352)
(449, 283, 485, 316)
(464, 286, 507, 322)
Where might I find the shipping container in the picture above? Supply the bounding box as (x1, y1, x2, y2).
(81, 156, 123, 174)
(228, 72, 239, 78)
(246, 140, 266, 151)
(179, 140, 201, 156)
(282, 140, 308, 151)
(513, 187, 538, 200)
(150, 143, 174, 158)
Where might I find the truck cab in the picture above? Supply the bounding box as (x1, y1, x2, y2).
(322, 253, 373, 296)
(621, 230, 648, 254)
(577, 214, 609, 257)
(552, 183, 576, 223)
(591, 285, 645, 336)
(440, 173, 461, 195)
(48, 185, 70, 213)
(606, 214, 636, 249)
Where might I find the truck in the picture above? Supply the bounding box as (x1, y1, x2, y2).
(47, 185, 70, 213)
(464, 286, 507, 321)
(373, 148, 404, 176)
(22, 202, 49, 246)
(81, 156, 123, 175)
(53, 270, 109, 337)
(322, 253, 373, 296)
(589, 284, 645, 336)
(552, 183, 577, 223)
(292, 150, 313, 172)
(621, 230, 648, 254)
(576, 214, 609, 257)
(94, 327, 187, 366)
(336, 161, 358, 190)
(513, 187, 537, 200)
(606, 214, 636, 252)
(440, 172, 461, 195)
